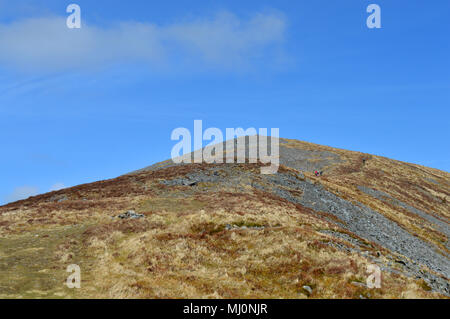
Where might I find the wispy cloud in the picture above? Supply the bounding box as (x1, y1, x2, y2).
(3, 185, 39, 203)
(0, 11, 287, 73)
(3, 182, 67, 204)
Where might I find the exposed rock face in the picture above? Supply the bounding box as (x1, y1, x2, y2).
(357, 185, 450, 241)
(159, 165, 449, 295)
(260, 173, 449, 295)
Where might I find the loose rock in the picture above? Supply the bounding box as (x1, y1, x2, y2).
(117, 210, 145, 219)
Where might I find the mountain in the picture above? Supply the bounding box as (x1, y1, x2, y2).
(0, 138, 449, 298)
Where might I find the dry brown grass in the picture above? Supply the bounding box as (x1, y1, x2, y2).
(0, 139, 448, 298)
(74, 194, 438, 299)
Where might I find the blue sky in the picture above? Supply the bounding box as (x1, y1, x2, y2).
(0, 0, 449, 204)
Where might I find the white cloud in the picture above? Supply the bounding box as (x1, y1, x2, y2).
(49, 182, 66, 191)
(2, 182, 67, 204)
(4, 185, 39, 203)
(0, 11, 287, 73)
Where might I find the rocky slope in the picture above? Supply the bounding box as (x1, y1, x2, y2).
(0, 138, 448, 298)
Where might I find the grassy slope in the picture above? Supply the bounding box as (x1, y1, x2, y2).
(0, 139, 448, 298)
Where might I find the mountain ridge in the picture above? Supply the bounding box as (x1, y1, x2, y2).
(0, 138, 448, 298)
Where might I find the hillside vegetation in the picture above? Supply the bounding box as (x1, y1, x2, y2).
(0, 138, 448, 298)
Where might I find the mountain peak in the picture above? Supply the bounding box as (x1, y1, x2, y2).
(1, 138, 449, 298)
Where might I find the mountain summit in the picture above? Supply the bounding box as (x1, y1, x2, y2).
(0, 138, 449, 298)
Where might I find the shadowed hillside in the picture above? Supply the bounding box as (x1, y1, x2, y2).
(0, 138, 448, 298)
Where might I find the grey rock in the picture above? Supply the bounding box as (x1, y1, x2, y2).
(357, 185, 450, 240)
(117, 210, 145, 219)
(49, 194, 68, 203)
